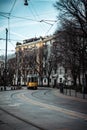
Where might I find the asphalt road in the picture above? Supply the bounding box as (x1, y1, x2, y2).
(0, 87, 87, 130)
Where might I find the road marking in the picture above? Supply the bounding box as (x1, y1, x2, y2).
(18, 93, 87, 121)
(9, 103, 22, 107)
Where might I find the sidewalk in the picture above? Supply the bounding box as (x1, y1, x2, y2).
(64, 88, 87, 99)
(56, 88, 87, 101)
(0, 86, 22, 91)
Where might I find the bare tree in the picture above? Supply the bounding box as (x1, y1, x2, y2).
(54, 0, 87, 36)
(54, 0, 87, 94)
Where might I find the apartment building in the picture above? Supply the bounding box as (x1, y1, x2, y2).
(15, 35, 72, 87)
(15, 36, 54, 85)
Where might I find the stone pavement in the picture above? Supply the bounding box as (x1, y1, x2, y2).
(63, 88, 87, 99)
(0, 86, 87, 130)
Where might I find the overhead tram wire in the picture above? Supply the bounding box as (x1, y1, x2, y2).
(0, 1, 17, 50)
(0, 13, 9, 19)
(40, 20, 54, 26)
(0, 38, 23, 42)
(0, 1, 57, 44)
(39, 18, 58, 36)
(28, 1, 57, 36)
(30, 0, 58, 34)
(8, 14, 57, 37)
(0, 12, 10, 14)
(10, 15, 39, 22)
(0, 12, 10, 19)
(33, 1, 50, 32)
(0, 13, 57, 33)
(45, 24, 54, 35)
(9, 0, 17, 15)
(0, 14, 15, 49)
(26, 2, 40, 22)
(9, 14, 57, 26)
(8, 0, 22, 50)
(8, 41, 16, 48)
(8, 0, 17, 43)
(45, 20, 58, 36)
(0, 49, 15, 52)
(27, 1, 47, 32)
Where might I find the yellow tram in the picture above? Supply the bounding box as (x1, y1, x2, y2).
(27, 74, 38, 89)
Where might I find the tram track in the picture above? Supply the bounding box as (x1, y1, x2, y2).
(31, 87, 52, 100)
(0, 107, 46, 130)
(1, 88, 87, 130)
(0, 90, 47, 130)
(10, 89, 87, 122)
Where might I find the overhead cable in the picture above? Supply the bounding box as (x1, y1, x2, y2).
(10, 15, 38, 22)
(9, 0, 17, 15)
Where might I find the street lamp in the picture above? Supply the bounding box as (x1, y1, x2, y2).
(24, 0, 28, 6)
(4, 28, 8, 90)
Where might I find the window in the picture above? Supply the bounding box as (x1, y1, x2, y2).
(44, 79, 46, 83)
(60, 78, 62, 83)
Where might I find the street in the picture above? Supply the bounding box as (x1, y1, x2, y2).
(0, 87, 87, 130)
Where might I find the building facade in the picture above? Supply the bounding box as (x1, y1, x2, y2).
(15, 37, 47, 85)
(15, 35, 71, 87)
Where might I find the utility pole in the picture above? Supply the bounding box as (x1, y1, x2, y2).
(4, 28, 8, 90)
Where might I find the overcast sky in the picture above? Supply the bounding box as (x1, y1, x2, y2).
(0, 0, 58, 56)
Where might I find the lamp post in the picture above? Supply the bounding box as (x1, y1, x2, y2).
(4, 28, 8, 90)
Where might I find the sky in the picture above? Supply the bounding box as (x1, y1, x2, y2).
(0, 0, 58, 56)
